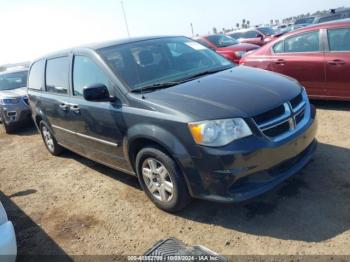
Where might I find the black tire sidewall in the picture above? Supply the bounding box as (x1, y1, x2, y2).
(136, 147, 190, 212)
(40, 121, 62, 155)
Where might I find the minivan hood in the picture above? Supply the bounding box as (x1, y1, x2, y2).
(0, 87, 27, 99)
(142, 66, 301, 121)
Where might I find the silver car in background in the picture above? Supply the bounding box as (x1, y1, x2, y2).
(0, 69, 31, 133)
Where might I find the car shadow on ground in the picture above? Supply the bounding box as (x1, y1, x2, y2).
(59, 150, 142, 191)
(0, 191, 72, 261)
(311, 100, 350, 111)
(175, 142, 350, 243)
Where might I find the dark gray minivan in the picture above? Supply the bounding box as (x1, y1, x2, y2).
(28, 36, 317, 212)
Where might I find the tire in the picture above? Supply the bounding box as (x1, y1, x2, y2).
(3, 121, 15, 134)
(135, 146, 191, 212)
(39, 121, 63, 156)
(0, 112, 15, 134)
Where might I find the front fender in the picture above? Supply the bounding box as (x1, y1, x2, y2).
(125, 124, 198, 196)
(125, 124, 190, 160)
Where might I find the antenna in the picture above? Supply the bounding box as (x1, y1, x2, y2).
(121, 1, 130, 37)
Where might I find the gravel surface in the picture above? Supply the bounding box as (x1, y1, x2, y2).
(0, 100, 349, 257)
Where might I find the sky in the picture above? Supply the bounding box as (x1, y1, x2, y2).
(0, 0, 349, 64)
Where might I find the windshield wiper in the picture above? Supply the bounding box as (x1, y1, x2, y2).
(180, 67, 232, 82)
(131, 81, 181, 93)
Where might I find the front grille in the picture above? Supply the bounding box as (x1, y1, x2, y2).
(253, 105, 285, 125)
(253, 91, 308, 141)
(263, 121, 290, 137)
(290, 93, 303, 109)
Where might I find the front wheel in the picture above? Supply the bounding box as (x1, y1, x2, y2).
(40, 122, 63, 155)
(136, 147, 191, 212)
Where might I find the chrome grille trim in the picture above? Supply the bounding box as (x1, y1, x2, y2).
(253, 90, 310, 142)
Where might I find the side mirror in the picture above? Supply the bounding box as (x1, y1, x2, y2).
(258, 34, 264, 40)
(83, 84, 111, 102)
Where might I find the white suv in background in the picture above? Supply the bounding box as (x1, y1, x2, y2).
(0, 202, 16, 262)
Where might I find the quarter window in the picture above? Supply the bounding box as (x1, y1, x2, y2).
(45, 57, 69, 94)
(73, 56, 109, 96)
(28, 60, 45, 90)
(273, 41, 284, 53)
(284, 31, 320, 53)
(328, 28, 350, 51)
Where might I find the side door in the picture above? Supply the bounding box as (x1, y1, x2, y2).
(67, 53, 130, 172)
(269, 30, 326, 98)
(324, 27, 350, 99)
(41, 56, 78, 146)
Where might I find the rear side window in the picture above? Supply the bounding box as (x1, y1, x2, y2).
(284, 31, 319, 53)
(328, 28, 350, 51)
(45, 57, 69, 94)
(73, 56, 109, 96)
(28, 60, 45, 90)
(243, 31, 259, 38)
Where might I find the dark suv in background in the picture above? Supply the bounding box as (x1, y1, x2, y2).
(28, 36, 317, 212)
(0, 69, 31, 133)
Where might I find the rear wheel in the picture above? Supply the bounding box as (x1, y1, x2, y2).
(40, 121, 63, 155)
(136, 146, 191, 212)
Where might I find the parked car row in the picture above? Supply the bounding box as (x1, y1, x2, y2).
(193, 34, 259, 63)
(294, 8, 350, 27)
(240, 19, 350, 101)
(228, 27, 280, 46)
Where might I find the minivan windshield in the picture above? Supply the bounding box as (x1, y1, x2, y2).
(207, 35, 239, 47)
(0, 71, 28, 91)
(98, 37, 233, 91)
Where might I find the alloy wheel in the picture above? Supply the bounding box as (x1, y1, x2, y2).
(142, 158, 174, 202)
(42, 126, 55, 152)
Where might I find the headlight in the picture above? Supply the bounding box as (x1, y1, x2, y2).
(234, 51, 246, 58)
(0, 97, 21, 105)
(188, 118, 252, 147)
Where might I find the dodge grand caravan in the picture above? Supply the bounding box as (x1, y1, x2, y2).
(28, 36, 317, 212)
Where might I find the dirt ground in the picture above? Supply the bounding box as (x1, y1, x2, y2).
(0, 100, 350, 257)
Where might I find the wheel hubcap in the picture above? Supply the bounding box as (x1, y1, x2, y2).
(42, 126, 54, 152)
(142, 158, 174, 202)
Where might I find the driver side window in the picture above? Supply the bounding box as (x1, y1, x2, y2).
(73, 56, 109, 97)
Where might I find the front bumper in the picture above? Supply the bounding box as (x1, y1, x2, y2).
(0, 100, 31, 125)
(0, 203, 16, 262)
(180, 106, 317, 203)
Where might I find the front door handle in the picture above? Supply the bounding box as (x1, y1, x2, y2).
(327, 59, 346, 66)
(275, 59, 286, 65)
(70, 104, 80, 114)
(59, 103, 70, 111)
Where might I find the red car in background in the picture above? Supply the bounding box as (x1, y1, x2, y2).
(194, 35, 259, 63)
(229, 27, 279, 46)
(240, 19, 350, 101)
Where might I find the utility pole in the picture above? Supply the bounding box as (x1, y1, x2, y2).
(190, 23, 194, 36)
(121, 1, 130, 37)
